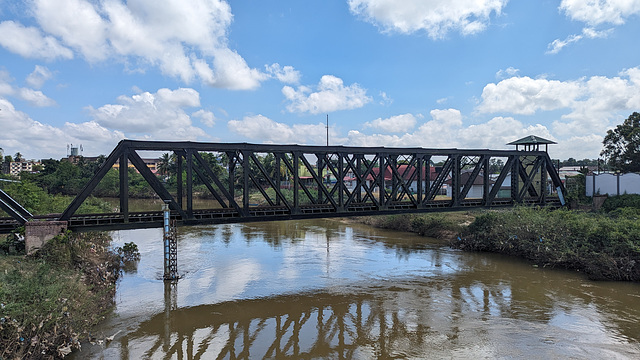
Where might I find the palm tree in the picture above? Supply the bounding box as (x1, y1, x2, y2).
(157, 153, 173, 176)
(13, 152, 23, 162)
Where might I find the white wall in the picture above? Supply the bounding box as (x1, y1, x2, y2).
(586, 173, 640, 196)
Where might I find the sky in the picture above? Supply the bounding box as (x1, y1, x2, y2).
(0, 0, 639, 161)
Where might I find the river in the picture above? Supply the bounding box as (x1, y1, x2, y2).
(74, 218, 640, 359)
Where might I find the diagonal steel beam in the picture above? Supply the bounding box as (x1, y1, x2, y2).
(128, 150, 188, 220)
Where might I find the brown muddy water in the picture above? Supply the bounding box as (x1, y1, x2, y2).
(74, 218, 640, 359)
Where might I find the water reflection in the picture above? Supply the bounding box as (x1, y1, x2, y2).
(81, 220, 640, 359)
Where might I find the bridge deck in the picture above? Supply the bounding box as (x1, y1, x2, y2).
(0, 197, 561, 233)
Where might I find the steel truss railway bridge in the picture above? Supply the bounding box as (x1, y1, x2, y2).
(0, 140, 565, 234)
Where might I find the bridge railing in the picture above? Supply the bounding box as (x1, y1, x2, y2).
(51, 140, 564, 229)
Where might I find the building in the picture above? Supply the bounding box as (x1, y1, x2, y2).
(444, 170, 494, 198)
(9, 160, 41, 177)
(365, 165, 439, 193)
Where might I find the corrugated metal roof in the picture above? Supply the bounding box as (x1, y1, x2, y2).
(507, 135, 556, 145)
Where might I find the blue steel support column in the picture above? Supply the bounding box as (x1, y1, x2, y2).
(163, 201, 177, 281)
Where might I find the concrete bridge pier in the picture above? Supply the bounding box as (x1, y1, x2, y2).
(24, 221, 68, 255)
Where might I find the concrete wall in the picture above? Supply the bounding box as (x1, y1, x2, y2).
(24, 221, 68, 255)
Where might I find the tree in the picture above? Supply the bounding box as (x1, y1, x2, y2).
(601, 112, 640, 172)
(13, 152, 23, 162)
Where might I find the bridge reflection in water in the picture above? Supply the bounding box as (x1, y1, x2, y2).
(107, 274, 640, 359)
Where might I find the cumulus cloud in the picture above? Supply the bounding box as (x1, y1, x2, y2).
(0, 97, 123, 159)
(17, 88, 56, 107)
(265, 63, 301, 84)
(0, 70, 56, 107)
(87, 87, 208, 140)
(364, 113, 417, 133)
(282, 75, 372, 114)
(560, 0, 640, 26)
(227, 115, 335, 144)
(0, 0, 284, 90)
(477, 67, 640, 137)
(26, 65, 53, 89)
(348, 0, 508, 39)
(547, 27, 612, 54)
(0, 21, 73, 60)
(478, 76, 582, 115)
(496, 67, 519, 79)
(192, 109, 216, 127)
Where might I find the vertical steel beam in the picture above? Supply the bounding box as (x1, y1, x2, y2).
(483, 156, 490, 205)
(511, 155, 520, 203)
(176, 153, 183, 209)
(186, 150, 193, 219)
(275, 154, 281, 206)
(452, 155, 461, 206)
(338, 153, 344, 211)
(293, 152, 299, 213)
(119, 149, 129, 222)
(242, 151, 250, 214)
(378, 154, 386, 209)
(541, 156, 547, 205)
(317, 155, 324, 204)
(356, 155, 362, 203)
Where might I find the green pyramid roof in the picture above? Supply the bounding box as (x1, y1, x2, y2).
(507, 135, 556, 146)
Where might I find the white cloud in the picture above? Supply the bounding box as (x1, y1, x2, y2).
(265, 63, 301, 84)
(560, 0, 640, 26)
(17, 88, 56, 107)
(364, 113, 417, 133)
(2, 0, 283, 90)
(282, 75, 372, 114)
(478, 76, 583, 114)
(547, 27, 612, 54)
(193, 109, 216, 127)
(348, 0, 509, 39)
(227, 115, 334, 144)
(26, 65, 53, 89)
(0, 70, 56, 107)
(87, 87, 207, 139)
(496, 67, 519, 79)
(477, 67, 640, 138)
(0, 97, 124, 159)
(33, 0, 109, 61)
(0, 21, 73, 60)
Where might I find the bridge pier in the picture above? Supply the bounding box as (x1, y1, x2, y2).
(24, 221, 68, 255)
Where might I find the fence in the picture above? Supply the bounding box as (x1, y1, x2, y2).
(586, 173, 640, 196)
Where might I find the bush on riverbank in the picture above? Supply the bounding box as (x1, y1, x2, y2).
(0, 232, 121, 358)
(457, 206, 640, 281)
(357, 212, 472, 240)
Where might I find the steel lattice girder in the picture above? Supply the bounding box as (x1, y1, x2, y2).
(51, 140, 565, 229)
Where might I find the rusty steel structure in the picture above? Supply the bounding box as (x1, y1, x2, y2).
(0, 140, 565, 232)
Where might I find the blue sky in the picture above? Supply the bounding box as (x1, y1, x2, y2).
(0, 0, 639, 161)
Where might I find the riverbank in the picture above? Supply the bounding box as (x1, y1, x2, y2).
(0, 231, 122, 359)
(358, 206, 640, 281)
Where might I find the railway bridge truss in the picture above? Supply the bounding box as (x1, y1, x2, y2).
(0, 140, 565, 233)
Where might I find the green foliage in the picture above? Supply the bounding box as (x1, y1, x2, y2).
(116, 242, 141, 262)
(0, 180, 112, 215)
(0, 232, 120, 357)
(358, 213, 467, 239)
(601, 112, 640, 172)
(601, 194, 640, 213)
(459, 206, 640, 280)
(564, 174, 591, 205)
